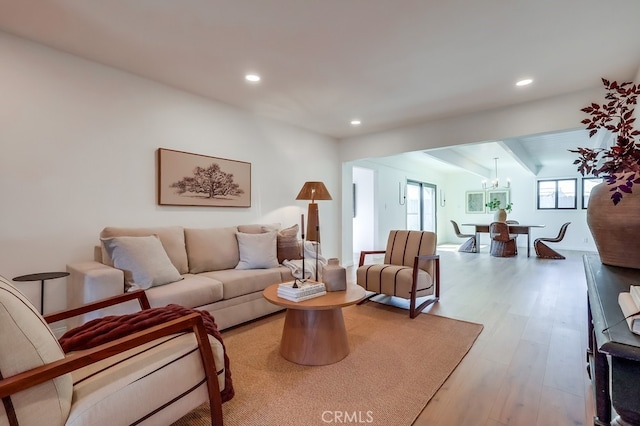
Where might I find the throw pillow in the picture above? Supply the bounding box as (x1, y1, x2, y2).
(235, 231, 279, 270)
(101, 235, 183, 289)
(273, 224, 302, 264)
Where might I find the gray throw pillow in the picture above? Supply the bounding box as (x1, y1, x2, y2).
(235, 231, 279, 269)
(101, 235, 183, 289)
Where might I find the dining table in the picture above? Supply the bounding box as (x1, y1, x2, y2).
(461, 223, 545, 257)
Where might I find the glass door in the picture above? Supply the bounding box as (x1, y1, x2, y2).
(406, 180, 436, 232)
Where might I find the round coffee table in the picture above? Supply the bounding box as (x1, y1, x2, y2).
(263, 283, 366, 366)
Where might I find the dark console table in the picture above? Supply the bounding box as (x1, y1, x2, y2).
(585, 254, 640, 426)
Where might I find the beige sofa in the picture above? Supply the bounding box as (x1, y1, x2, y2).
(66, 224, 298, 330)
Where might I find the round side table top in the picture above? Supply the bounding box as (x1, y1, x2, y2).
(263, 283, 365, 310)
(13, 272, 70, 282)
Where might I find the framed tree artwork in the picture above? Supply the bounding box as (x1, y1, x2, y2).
(465, 191, 486, 214)
(486, 190, 509, 212)
(157, 148, 251, 207)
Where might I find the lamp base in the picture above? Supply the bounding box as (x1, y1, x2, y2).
(306, 203, 319, 242)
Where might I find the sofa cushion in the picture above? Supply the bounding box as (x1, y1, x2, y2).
(100, 226, 188, 274)
(202, 268, 282, 300)
(237, 223, 279, 234)
(102, 235, 183, 289)
(0, 275, 73, 426)
(235, 231, 279, 270)
(185, 227, 239, 273)
(146, 274, 224, 309)
(274, 224, 302, 264)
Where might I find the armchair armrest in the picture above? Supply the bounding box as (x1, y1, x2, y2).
(0, 312, 224, 425)
(359, 250, 386, 267)
(44, 290, 151, 324)
(412, 254, 440, 295)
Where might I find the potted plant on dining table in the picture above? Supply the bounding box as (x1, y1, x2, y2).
(571, 78, 640, 268)
(485, 198, 513, 223)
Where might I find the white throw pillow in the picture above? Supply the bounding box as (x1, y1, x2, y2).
(101, 235, 183, 289)
(235, 231, 279, 270)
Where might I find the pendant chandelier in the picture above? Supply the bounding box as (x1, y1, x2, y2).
(482, 157, 510, 189)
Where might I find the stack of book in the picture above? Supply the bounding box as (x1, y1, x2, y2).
(277, 281, 326, 302)
(618, 285, 640, 335)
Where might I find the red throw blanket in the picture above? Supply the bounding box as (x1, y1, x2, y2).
(59, 304, 234, 402)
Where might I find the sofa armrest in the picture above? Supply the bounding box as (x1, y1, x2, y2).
(66, 261, 126, 328)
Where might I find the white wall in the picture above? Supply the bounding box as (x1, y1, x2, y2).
(0, 32, 341, 313)
(342, 155, 597, 255)
(352, 167, 374, 257)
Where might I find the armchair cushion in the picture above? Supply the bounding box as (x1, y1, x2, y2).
(67, 332, 223, 426)
(356, 264, 434, 299)
(0, 276, 72, 425)
(58, 304, 232, 404)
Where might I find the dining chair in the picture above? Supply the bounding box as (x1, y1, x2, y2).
(356, 230, 440, 318)
(534, 222, 571, 259)
(450, 220, 476, 253)
(489, 222, 518, 257)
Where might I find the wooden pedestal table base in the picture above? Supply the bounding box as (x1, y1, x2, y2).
(263, 284, 366, 366)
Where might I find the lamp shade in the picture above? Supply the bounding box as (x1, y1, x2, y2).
(295, 181, 332, 203)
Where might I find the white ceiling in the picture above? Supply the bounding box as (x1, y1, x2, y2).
(1, 1, 639, 175)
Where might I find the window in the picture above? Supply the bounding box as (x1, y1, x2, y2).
(537, 179, 577, 209)
(406, 180, 436, 232)
(582, 177, 603, 209)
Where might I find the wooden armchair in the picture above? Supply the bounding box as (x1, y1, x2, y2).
(0, 275, 224, 426)
(450, 220, 476, 253)
(356, 230, 440, 318)
(489, 222, 518, 257)
(534, 222, 571, 259)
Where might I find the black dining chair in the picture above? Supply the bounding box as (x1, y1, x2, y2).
(450, 220, 476, 253)
(534, 222, 571, 259)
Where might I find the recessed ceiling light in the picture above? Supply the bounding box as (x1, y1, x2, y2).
(516, 79, 533, 87)
(350, 120, 361, 126)
(245, 74, 261, 83)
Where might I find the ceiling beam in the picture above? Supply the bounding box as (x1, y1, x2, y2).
(422, 149, 492, 178)
(498, 139, 540, 176)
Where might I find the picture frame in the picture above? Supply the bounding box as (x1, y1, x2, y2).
(486, 190, 509, 212)
(157, 148, 251, 207)
(465, 191, 486, 214)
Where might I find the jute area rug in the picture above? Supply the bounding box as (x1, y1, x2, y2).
(173, 303, 483, 426)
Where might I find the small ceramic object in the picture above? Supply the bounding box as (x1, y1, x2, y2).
(322, 258, 346, 291)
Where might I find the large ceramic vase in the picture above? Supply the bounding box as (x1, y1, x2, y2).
(587, 182, 640, 269)
(494, 209, 507, 223)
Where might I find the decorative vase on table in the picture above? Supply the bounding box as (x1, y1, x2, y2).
(494, 209, 507, 223)
(587, 182, 640, 269)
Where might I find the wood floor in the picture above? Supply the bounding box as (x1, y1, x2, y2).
(348, 245, 595, 426)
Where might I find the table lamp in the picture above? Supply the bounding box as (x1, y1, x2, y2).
(295, 181, 332, 243)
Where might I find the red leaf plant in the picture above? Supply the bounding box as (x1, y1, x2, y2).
(571, 78, 640, 205)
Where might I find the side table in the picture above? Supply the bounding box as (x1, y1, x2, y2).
(263, 283, 365, 366)
(13, 271, 69, 314)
